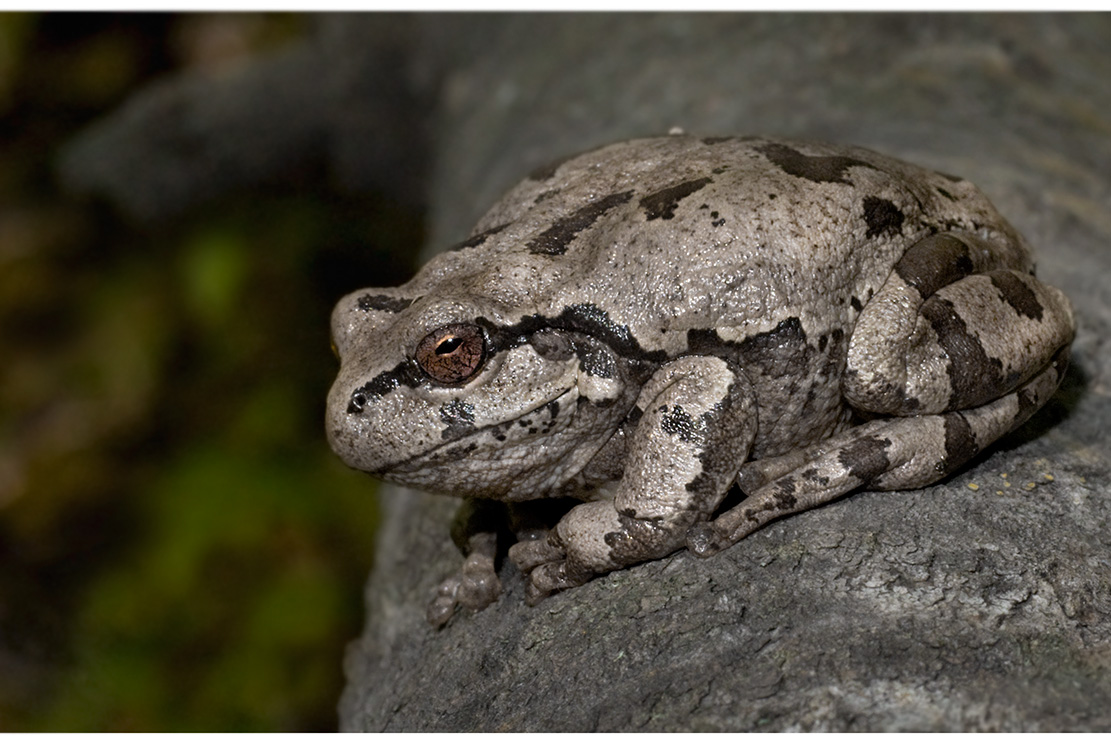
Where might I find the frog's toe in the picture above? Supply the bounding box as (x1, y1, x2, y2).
(458, 557, 502, 611)
(427, 575, 463, 627)
(525, 559, 593, 604)
(426, 532, 504, 627)
(686, 522, 728, 557)
(524, 578, 550, 605)
(509, 535, 565, 572)
(426, 565, 503, 627)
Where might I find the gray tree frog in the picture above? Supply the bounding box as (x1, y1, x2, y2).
(326, 135, 1075, 626)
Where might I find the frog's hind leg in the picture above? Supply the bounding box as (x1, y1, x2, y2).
(687, 345, 1068, 557)
(694, 232, 1066, 553)
(842, 231, 1074, 416)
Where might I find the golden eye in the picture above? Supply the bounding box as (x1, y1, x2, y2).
(415, 323, 487, 384)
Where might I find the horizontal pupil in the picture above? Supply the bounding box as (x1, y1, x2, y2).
(437, 337, 464, 354)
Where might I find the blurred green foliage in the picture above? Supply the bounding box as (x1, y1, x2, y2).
(0, 14, 421, 731)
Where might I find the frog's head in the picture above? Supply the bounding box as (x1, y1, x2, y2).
(326, 288, 639, 500)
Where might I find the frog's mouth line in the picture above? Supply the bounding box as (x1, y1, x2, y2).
(381, 385, 582, 476)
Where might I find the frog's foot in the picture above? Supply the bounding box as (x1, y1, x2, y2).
(426, 532, 502, 627)
(509, 502, 614, 603)
(511, 500, 697, 603)
(689, 348, 1069, 557)
(507, 530, 563, 573)
(509, 529, 571, 604)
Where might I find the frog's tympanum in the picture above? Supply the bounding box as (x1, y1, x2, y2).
(326, 135, 1075, 626)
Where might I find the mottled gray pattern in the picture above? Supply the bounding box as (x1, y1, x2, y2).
(325, 128, 1071, 622)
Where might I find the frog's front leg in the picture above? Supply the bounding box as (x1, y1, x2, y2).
(690, 231, 1075, 556)
(510, 356, 757, 602)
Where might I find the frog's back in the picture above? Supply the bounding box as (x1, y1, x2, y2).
(412, 135, 1029, 354)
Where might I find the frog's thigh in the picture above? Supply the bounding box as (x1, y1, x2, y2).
(845, 232, 1074, 415)
(689, 346, 1069, 556)
(520, 356, 757, 597)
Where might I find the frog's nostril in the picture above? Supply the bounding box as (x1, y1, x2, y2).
(348, 391, 368, 414)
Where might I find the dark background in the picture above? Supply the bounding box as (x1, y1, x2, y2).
(0, 13, 416, 731)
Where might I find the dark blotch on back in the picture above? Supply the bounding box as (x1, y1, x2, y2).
(862, 195, 905, 238)
(757, 143, 873, 185)
(990, 271, 1044, 321)
(448, 222, 509, 252)
(640, 177, 714, 221)
(357, 294, 414, 313)
(838, 435, 892, 484)
(527, 191, 634, 255)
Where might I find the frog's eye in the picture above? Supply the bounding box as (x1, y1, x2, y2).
(415, 323, 487, 385)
